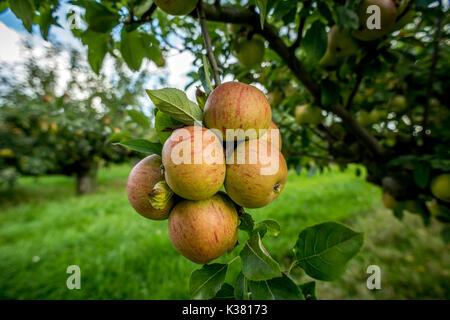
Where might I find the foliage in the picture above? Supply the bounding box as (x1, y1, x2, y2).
(3, 0, 449, 299)
(0, 43, 151, 192)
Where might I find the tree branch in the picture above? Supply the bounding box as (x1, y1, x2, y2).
(197, 1, 221, 87)
(346, 70, 363, 110)
(422, 0, 443, 134)
(289, 16, 306, 51)
(190, 3, 385, 158)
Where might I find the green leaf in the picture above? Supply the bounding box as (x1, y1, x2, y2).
(189, 263, 228, 300)
(81, 30, 109, 74)
(107, 130, 132, 143)
(115, 139, 162, 155)
(146, 88, 203, 125)
(38, 5, 56, 40)
(10, 0, 34, 32)
(126, 110, 150, 129)
(132, 0, 153, 18)
(321, 79, 340, 107)
(299, 281, 317, 300)
(120, 28, 145, 71)
(72, 0, 119, 33)
(255, 0, 268, 29)
(293, 222, 364, 281)
(255, 219, 280, 237)
(238, 213, 255, 235)
(336, 6, 359, 30)
(302, 20, 327, 62)
(199, 55, 213, 93)
(212, 283, 235, 300)
(155, 110, 183, 145)
(240, 232, 281, 281)
(247, 274, 305, 300)
(413, 161, 431, 189)
(234, 272, 250, 300)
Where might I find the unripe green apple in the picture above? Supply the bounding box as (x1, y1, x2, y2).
(295, 104, 324, 125)
(162, 126, 226, 200)
(426, 198, 441, 216)
(268, 88, 284, 106)
(127, 154, 175, 220)
(259, 121, 282, 151)
(382, 193, 398, 210)
(204, 82, 272, 141)
(235, 35, 265, 67)
(390, 95, 407, 112)
(353, 0, 398, 41)
(225, 140, 288, 208)
(430, 174, 450, 203)
(319, 25, 359, 68)
(154, 0, 198, 16)
(168, 193, 239, 264)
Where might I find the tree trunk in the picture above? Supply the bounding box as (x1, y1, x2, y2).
(76, 162, 98, 195)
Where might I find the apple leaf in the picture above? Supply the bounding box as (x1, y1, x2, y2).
(234, 272, 250, 300)
(107, 130, 132, 143)
(302, 20, 327, 62)
(293, 222, 363, 281)
(247, 274, 305, 300)
(80, 30, 109, 74)
(10, 0, 35, 32)
(413, 161, 431, 189)
(240, 232, 281, 281)
(126, 110, 150, 129)
(211, 283, 235, 300)
(255, 0, 268, 29)
(254, 219, 281, 237)
(299, 281, 317, 300)
(238, 213, 255, 235)
(115, 139, 162, 155)
(146, 88, 203, 125)
(189, 263, 228, 300)
(154, 110, 183, 145)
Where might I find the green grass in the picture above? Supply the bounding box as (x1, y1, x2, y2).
(0, 165, 448, 299)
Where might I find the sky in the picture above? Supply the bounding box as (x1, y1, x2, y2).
(0, 3, 197, 102)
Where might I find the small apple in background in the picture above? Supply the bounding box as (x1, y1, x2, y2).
(162, 126, 226, 201)
(127, 154, 175, 220)
(319, 25, 359, 68)
(295, 104, 324, 125)
(390, 95, 407, 113)
(430, 174, 450, 203)
(235, 35, 265, 67)
(153, 0, 198, 16)
(204, 82, 272, 141)
(168, 192, 239, 264)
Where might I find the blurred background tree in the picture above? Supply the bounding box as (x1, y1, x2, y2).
(0, 42, 154, 194)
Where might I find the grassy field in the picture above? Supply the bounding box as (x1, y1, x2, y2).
(0, 164, 448, 299)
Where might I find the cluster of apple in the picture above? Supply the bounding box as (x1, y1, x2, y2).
(127, 82, 287, 264)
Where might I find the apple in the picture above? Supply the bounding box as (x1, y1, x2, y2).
(162, 126, 226, 200)
(127, 154, 175, 220)
(259, 121, 282, 151)
(225, 139, 288, 208)
(235, 35, 265, 67)
(295, 104, 324, 125)
(390, 95, 407, 113)
(353, 0, 398, 41)
(319, 25, 359, 68)
(168, 192, 239, 264)
(204, 82, 272, 141)
(430, 174, 450, 203)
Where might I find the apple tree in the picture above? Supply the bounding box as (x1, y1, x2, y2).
(0, 43, 154, 194)
(4, 0, 449, 298)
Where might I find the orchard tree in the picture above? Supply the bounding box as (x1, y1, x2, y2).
(0, 43, 155, 193)
(5, 0, 449, 299)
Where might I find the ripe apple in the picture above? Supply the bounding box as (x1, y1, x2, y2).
(235, 35, 265, 67)
(430, 174, 450, 203)
(353, 0, 398, 41)
(168, 192, 239, 264)
(295, 104, 324, 125)
(259, 121, 282, 151)
(162, 126, 226, 200)
(154, 0, 198, 16)
(204, 82, 272, 141)
(127, 154, 175, 220)
(225, 140, 288, 208)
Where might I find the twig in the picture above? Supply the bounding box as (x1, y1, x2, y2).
(289, 16, 306, 51)
(422, 0, 443, 135)
(346, 70, 363, 110)
(125, 3, 156, 25)
(197, 1, 221, 86)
